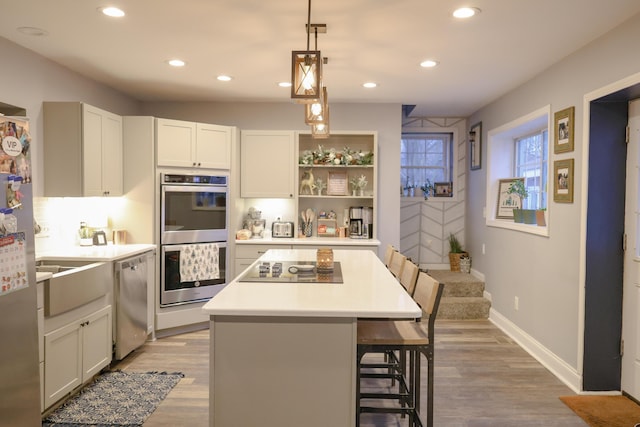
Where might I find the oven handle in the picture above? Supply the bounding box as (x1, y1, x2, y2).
(162, 242, 228, 254)
(162, 184, 228, 193)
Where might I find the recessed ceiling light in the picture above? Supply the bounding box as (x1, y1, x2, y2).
(217, 75, 233, 82)
(453, 7, 480, 19)
(278, 82, 292, 88)
(167, 59, 186, 67)
(17, 26, 48, 36)
(420, 60, 438, 68)
(363, 82, 377, 89)
(99, 7, 125, 17)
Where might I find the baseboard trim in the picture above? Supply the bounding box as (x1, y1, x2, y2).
(155, 321, 209, 339)
(489, 308, 582, 393)
(470, 268, 484, 282)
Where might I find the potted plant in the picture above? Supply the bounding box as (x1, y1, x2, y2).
(506, 179, 535, 224)
(536, 208, 546, 226)
(448, 232, 469, 272)
(420, 180, 433, 200)
(403, 183, 415, 197)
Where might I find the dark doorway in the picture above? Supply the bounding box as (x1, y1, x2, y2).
(584, 83, 640, 390)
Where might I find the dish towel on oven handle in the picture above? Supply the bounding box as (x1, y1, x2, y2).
(179, 243, 220, 283)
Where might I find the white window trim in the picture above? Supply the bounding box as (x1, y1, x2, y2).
(485, 105, 551, 237)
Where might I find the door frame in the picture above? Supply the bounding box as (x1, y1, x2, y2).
(580, 71, 640, 390)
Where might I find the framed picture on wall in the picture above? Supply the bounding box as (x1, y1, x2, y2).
(469, 121, 482, 170)
(554, 158, 574, 203)
(554, 106, 575, 153)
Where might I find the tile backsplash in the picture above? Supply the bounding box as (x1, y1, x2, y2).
(34, 196, 127, 253)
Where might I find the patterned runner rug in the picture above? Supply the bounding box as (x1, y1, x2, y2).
(43, 371, 183, 426)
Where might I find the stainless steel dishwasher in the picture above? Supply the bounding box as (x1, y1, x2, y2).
(115, 253, 149, 360)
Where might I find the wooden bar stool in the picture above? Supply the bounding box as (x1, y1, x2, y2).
(388, 251, 406, 279)
(399, 259, 419, 296)
(356, 271, 444, 427)
(384, 244, 395, 268)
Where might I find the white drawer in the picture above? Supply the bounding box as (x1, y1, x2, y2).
(235, 245, 289, 259)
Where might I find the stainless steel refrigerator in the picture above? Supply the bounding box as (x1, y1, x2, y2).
(0, 116, 41, 426)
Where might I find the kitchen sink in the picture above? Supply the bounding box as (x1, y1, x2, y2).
(36, 264, 77, 274)
(37, 260, 112, 316)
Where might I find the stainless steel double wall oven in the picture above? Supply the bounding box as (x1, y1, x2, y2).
(160, 173, 228, 306)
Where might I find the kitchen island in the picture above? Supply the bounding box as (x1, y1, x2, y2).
(202, 248, 421, 427)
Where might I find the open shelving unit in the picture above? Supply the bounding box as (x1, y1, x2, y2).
(296, 132, 377, 238)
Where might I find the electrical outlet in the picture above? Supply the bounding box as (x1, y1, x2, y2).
(514, 296, 519, 311)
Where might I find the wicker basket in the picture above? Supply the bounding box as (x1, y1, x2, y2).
(449, 252, 468, 272)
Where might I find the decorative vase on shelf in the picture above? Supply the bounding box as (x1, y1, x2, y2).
(358, 188, 365, 197)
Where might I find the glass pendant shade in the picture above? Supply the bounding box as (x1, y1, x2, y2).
(305, 86, 328, 124)
(311, 122, 330, 139)
(311, 112, 330, 139)
(291, 50, 322, 103)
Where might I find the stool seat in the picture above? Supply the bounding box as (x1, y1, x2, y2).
(358, 320, 429, 346)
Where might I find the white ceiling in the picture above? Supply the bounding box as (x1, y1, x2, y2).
(1, 0, 640, 117)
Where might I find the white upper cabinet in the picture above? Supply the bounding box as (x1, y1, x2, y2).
(44, 102, 123, 197)
(240, 130, 295, 198)
(83, 105, 123, 196)
(156, 118, 231, 169)
(196, 123, 231, 169)
(156, 118, 195, 168)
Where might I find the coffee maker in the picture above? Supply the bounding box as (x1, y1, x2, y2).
(348, 206, 373, 239)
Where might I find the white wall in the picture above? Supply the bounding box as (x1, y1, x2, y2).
(467, 11, 640, 384)
(0, 37, 140, 198)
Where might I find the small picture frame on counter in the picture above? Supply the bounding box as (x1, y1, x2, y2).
(434, 182, 453, 197)
(92, 231, 107, 246)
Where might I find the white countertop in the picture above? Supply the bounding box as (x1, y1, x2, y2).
(236, 237, 380, 246)
(36, 272, 52, 282)
(37, 243, 156, 262)
(202, 249, 421, 319)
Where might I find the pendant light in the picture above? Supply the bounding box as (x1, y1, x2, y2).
(311, 97, 330, 139)
(291, 0, 322, 103)
(305, 86, 328, 125)
(311, 121, 330, 139)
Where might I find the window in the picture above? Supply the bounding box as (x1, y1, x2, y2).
(485, 104, 551, 236)
(401, 132, 453, 190)
(514, 130, 548, 210)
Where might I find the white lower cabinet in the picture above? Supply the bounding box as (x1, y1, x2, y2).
(37, 282, 45, 412)
(43, 305, 112, 409)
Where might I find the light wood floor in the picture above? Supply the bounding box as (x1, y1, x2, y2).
(112, 320, 587, 427)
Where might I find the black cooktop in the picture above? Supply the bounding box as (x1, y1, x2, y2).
(237, 261, 343, 283)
